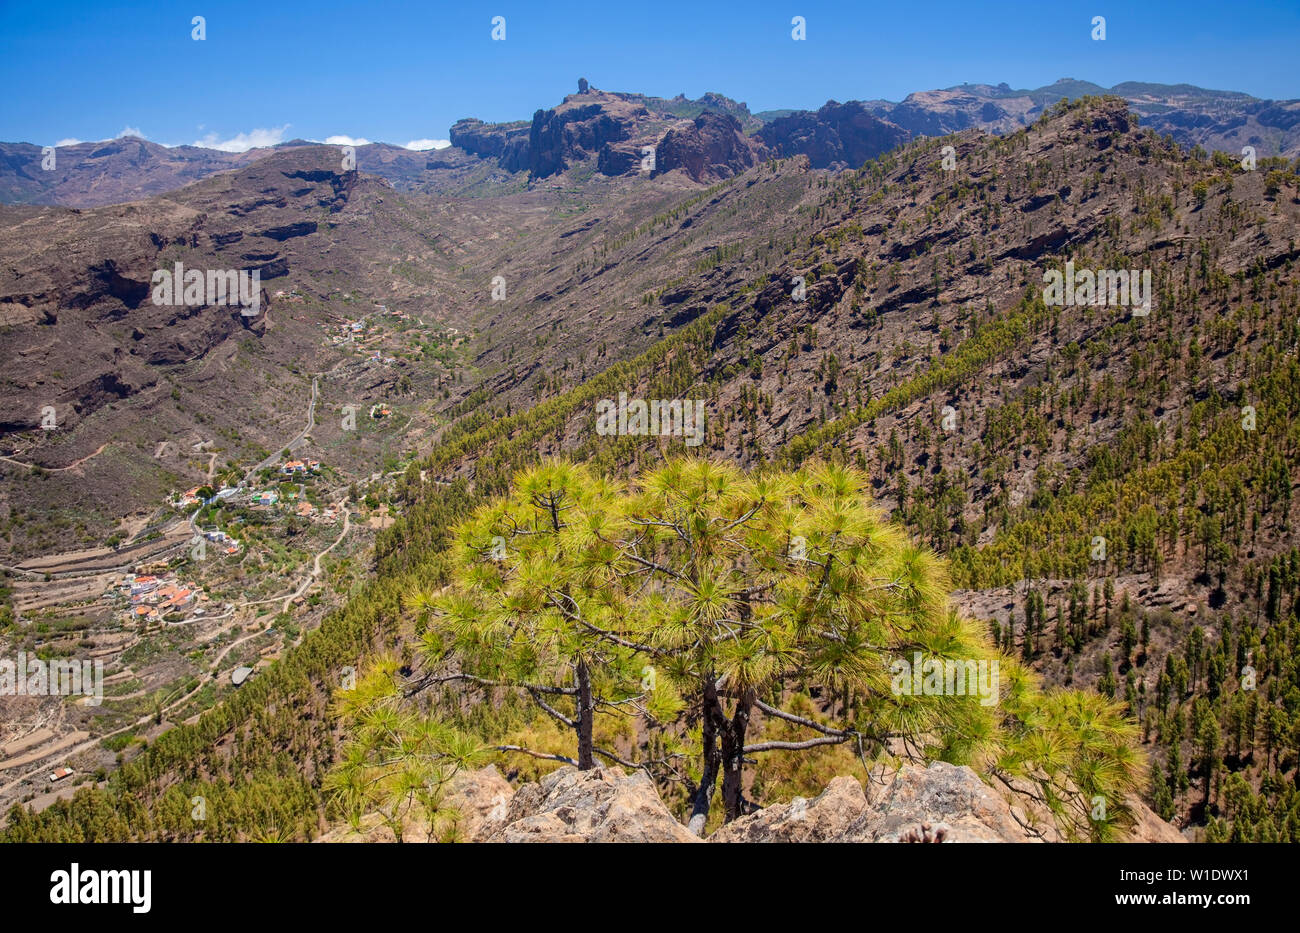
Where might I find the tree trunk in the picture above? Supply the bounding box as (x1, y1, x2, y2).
(721, 687, 756, 822)
(687, 677, 720, 835)
(576, 657, 595, 770)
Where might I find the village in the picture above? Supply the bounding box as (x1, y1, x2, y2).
(319, 301, 412, 353)
(105, 571, 214, 624)
(173, 457, 336, 520)
(112, 455, 351, 625)
(0, 290, 421, 813)
(307, 296, 466, 372)
(0, 277, 431, 811)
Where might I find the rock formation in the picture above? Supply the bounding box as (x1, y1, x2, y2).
(757, 101, 911, 170)
(479, 763, 700, 843)
(711, 763, 1042, 843)
(448, 118, 531, 173)
(528, 95, 646, 178)
(654, 112, 769, 182)
(422, 760, 1186, 843)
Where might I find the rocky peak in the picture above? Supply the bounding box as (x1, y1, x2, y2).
(448, 117, 531, 173)
(654, 111, 769, 182)
(528, 91, 650, 178)
(757, 101, 911, 170)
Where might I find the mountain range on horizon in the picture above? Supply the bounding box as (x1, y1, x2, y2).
(3, 77, 1298, 208)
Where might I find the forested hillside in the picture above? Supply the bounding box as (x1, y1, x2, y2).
(5, 96, 1299, 842)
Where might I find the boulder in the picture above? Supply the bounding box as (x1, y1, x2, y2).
(709, 776, 867, 843)
(485, 764, 700, 843)
(843, 761, 1042, 842)
(446, 764, 515, 842)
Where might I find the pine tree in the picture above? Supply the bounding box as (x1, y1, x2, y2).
(411, 458, 1146, 837)
(325, 658, 484, 841)
(421, 461, 643, 771)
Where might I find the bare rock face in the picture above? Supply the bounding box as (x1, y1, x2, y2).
(709, 776, 867, 843)
(757, 101, 910, 170)
(711, 763, 1040, 843)
(843, 762, 1042, 843)
(484, 764, 700, 844)
(596, 142, 642, 176)
(1124, 794, 1188, 843)
(448, 118, 531, 173)
(321, 761, 1184, 844)
(992, 771, 1187, 843)
(313, 764, 514, 842)
(528, 96, 645, 179)
(655, 112, 769, 182)
(446, 764, 515, 842)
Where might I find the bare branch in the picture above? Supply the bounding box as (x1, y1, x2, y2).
(714, 498, 766, 534)
(754, 698, 849, 736)
(744, 735, 851, 752)
(496, 745, 577, 766)
(546, 593, 665, 656)
(593, 746, 647, 770)
(529, 688, 576, 728)
(621, 549, 691, 584)
(406, 671, 577, 697)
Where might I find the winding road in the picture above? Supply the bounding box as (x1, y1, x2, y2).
(251, 377, 318, 475)
(0, 442, 110, 473)
(0, 504, 355, 798)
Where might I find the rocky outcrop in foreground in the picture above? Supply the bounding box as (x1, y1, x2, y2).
(322, 759, 1181, 843)
(480, 764, 700, 843)
(711, 763, 1041, 843)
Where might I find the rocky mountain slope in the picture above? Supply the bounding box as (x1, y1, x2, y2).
(2, 95, 1298, 843)
(756, 100, 910, 169)
(0, 137, 272, 208)
(860, 80, 1300, 158)
(0, 144, 512, 557)
(0, 121, 820, 555)
(390, 96, 1300, 838)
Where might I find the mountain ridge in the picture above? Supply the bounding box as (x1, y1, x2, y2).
(4, 78, 1297, 208)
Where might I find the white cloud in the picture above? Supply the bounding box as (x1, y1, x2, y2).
(118, 126, 145, 139)
(53, 138, 82, 147)
(322, 134, 372, 147)
(191, 125, 290, 152)
(404, 138, 450, 151)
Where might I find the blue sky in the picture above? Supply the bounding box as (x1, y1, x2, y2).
(2, 0, 1298, 150)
